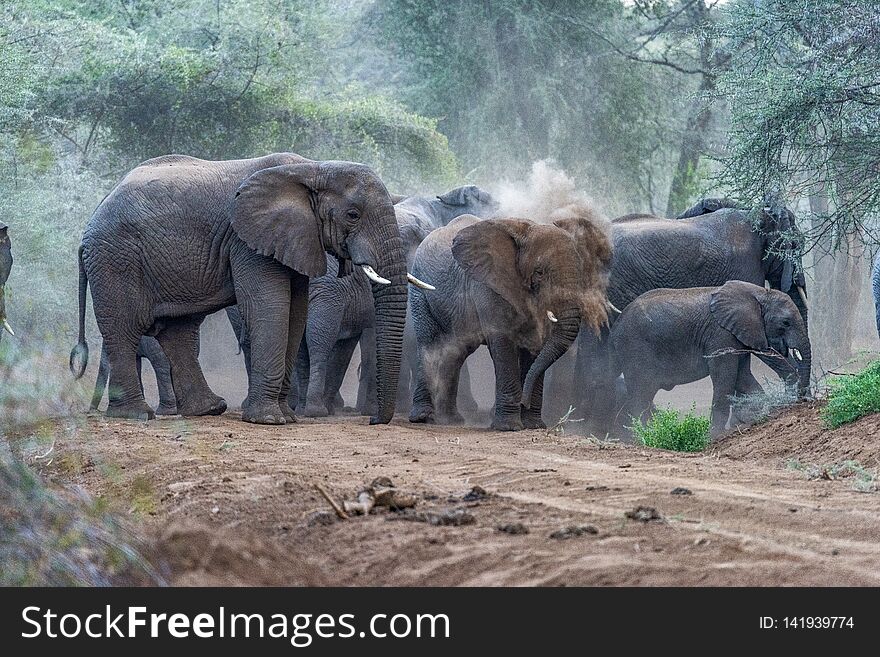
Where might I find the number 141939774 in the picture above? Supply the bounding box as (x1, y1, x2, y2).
(769, 617, 855, 629)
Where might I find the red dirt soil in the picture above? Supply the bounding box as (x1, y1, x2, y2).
(8, 401, 880, 586)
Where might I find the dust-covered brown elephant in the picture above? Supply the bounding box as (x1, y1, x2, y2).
(409, 210, 612, 431)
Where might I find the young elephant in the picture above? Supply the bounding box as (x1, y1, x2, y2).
(610, 280, 811, 435)
(410, 213, 612, 431)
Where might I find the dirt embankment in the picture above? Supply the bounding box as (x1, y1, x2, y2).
(6, 402, 880, 586)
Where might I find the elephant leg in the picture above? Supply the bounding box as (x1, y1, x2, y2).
(141, 336, 177, 416)
(233, 252, 293, 425)
(356, 328, 377, 416)
(519, 349, 546, 430)
(325, 336, 359, 414)
(623, 381, 658, 439)
(102, 334, 155, 420)
(456, 359, 480, 416)
(730, 355, 764, 426)
(90, 344, 110, 412)
(279, 274, 309, 423)
(573, 328, 615, 435)
(708, 356, 739, 436)
(433, 343, 469, 425)
(226, 306, 252, 406)
(155, 317, 226, 417)
(409, 315, 442, 424)
(288, 340, 309, 413)
(302, 304, 342, 418)
(487, 334, 524, 432)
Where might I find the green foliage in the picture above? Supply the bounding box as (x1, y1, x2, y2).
(821, 361, 880, 428)
(631, 406, 711, 452)
(713, 0, 880, 244)
(370, 0, 691, 212)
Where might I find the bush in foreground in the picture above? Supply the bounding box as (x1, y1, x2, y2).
(821, 361, 880, 429)
(631, 407, 710, 452)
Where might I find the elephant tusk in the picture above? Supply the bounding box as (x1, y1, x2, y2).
(407, 273, 436, 291)
(547, 310, 558, 323)
(2, 319, 13, 337)
(796, 285, 808, 309)
(789, 348, 803, 361)
(607, 300, 622, 314)
(361, 265, 391, 285)
(764, 280, 771, 290)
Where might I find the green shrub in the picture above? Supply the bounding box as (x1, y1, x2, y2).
(821, 361, 880, 428)
(631, 406, 711, 452)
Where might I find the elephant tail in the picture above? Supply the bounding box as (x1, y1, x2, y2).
(69, 245, 89, 379)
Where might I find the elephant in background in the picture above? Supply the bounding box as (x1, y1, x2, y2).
(410, 211, 612, 431)
(0, 222, 13, 343)
(90, 337, 177, 415)
(551, 195, 810, 434)
(610, 281, 811, 436)
(70, 153, 412, 425)
(287, 186, 498, 418)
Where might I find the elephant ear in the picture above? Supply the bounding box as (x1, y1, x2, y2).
(452, 219, 530, 309)
(231, 163, 327, 277)
(710, 280, 769, 350)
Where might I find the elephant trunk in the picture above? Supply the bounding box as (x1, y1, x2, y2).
(521, 307, 581, 409)
(367, 217, 407, 424)
(794, 330, 812, 399)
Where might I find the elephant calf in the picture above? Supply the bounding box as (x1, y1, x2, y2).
(410, 212, 612, 431)
(610, 280, 811, 436)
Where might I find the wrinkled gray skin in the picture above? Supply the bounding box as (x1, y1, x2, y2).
(90, 337, 176, 415)
(69, 153, 407, 425)
(410, 215, 611, 431)
(288, 185, 498, 418)
(0, 222, 11, 345)
(554, 197, 810, 434)
(610, 281, 811, 436)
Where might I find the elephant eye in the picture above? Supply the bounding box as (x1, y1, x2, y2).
(347, 209, 360, 220)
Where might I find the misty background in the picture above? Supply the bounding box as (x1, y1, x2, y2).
(1, 0, 878, 427)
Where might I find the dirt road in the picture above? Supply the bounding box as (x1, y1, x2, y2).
(8, 402, 880, 586)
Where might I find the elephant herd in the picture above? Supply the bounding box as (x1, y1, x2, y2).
(0, 150, 808, 438)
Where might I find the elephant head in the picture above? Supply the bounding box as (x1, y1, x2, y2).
(755, 193, 808, 317)
(231, 160, 415, 423)
(710, 280, 811, 397)
(451, 215, 612, 408)
(436, 185, 499, 225)
(0, 223, 12, 342)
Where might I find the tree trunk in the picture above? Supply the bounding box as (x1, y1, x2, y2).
(809, 191, 865, 370)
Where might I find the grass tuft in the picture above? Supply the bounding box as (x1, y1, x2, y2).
(821, 361, 880, 428)
(631, 406, 711, 453)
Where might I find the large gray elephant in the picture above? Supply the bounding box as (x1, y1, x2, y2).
(553, 195, 810, 434)
(410, 213, 612, 431)
(610, 281, 811, 435)
(0, 222, 13, 343)
(288, 185, 498, 418)
(69, 153, 411, 425)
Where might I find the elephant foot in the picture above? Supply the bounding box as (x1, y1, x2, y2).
(106, 401, 155, 421)
(302, 403, 329, 418)
(155, 403, 179, 416)
(340, 406, 360, 416)
(409, 405, 435, 424)
(242, 402, 287, 425)
(521, 411, 546, 430)
(178, 395, 227, 417)
(491, 415, 524, 432)
(281, 406, 298, 424)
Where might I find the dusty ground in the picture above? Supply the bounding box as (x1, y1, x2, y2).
(8, 400, 880, 587)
